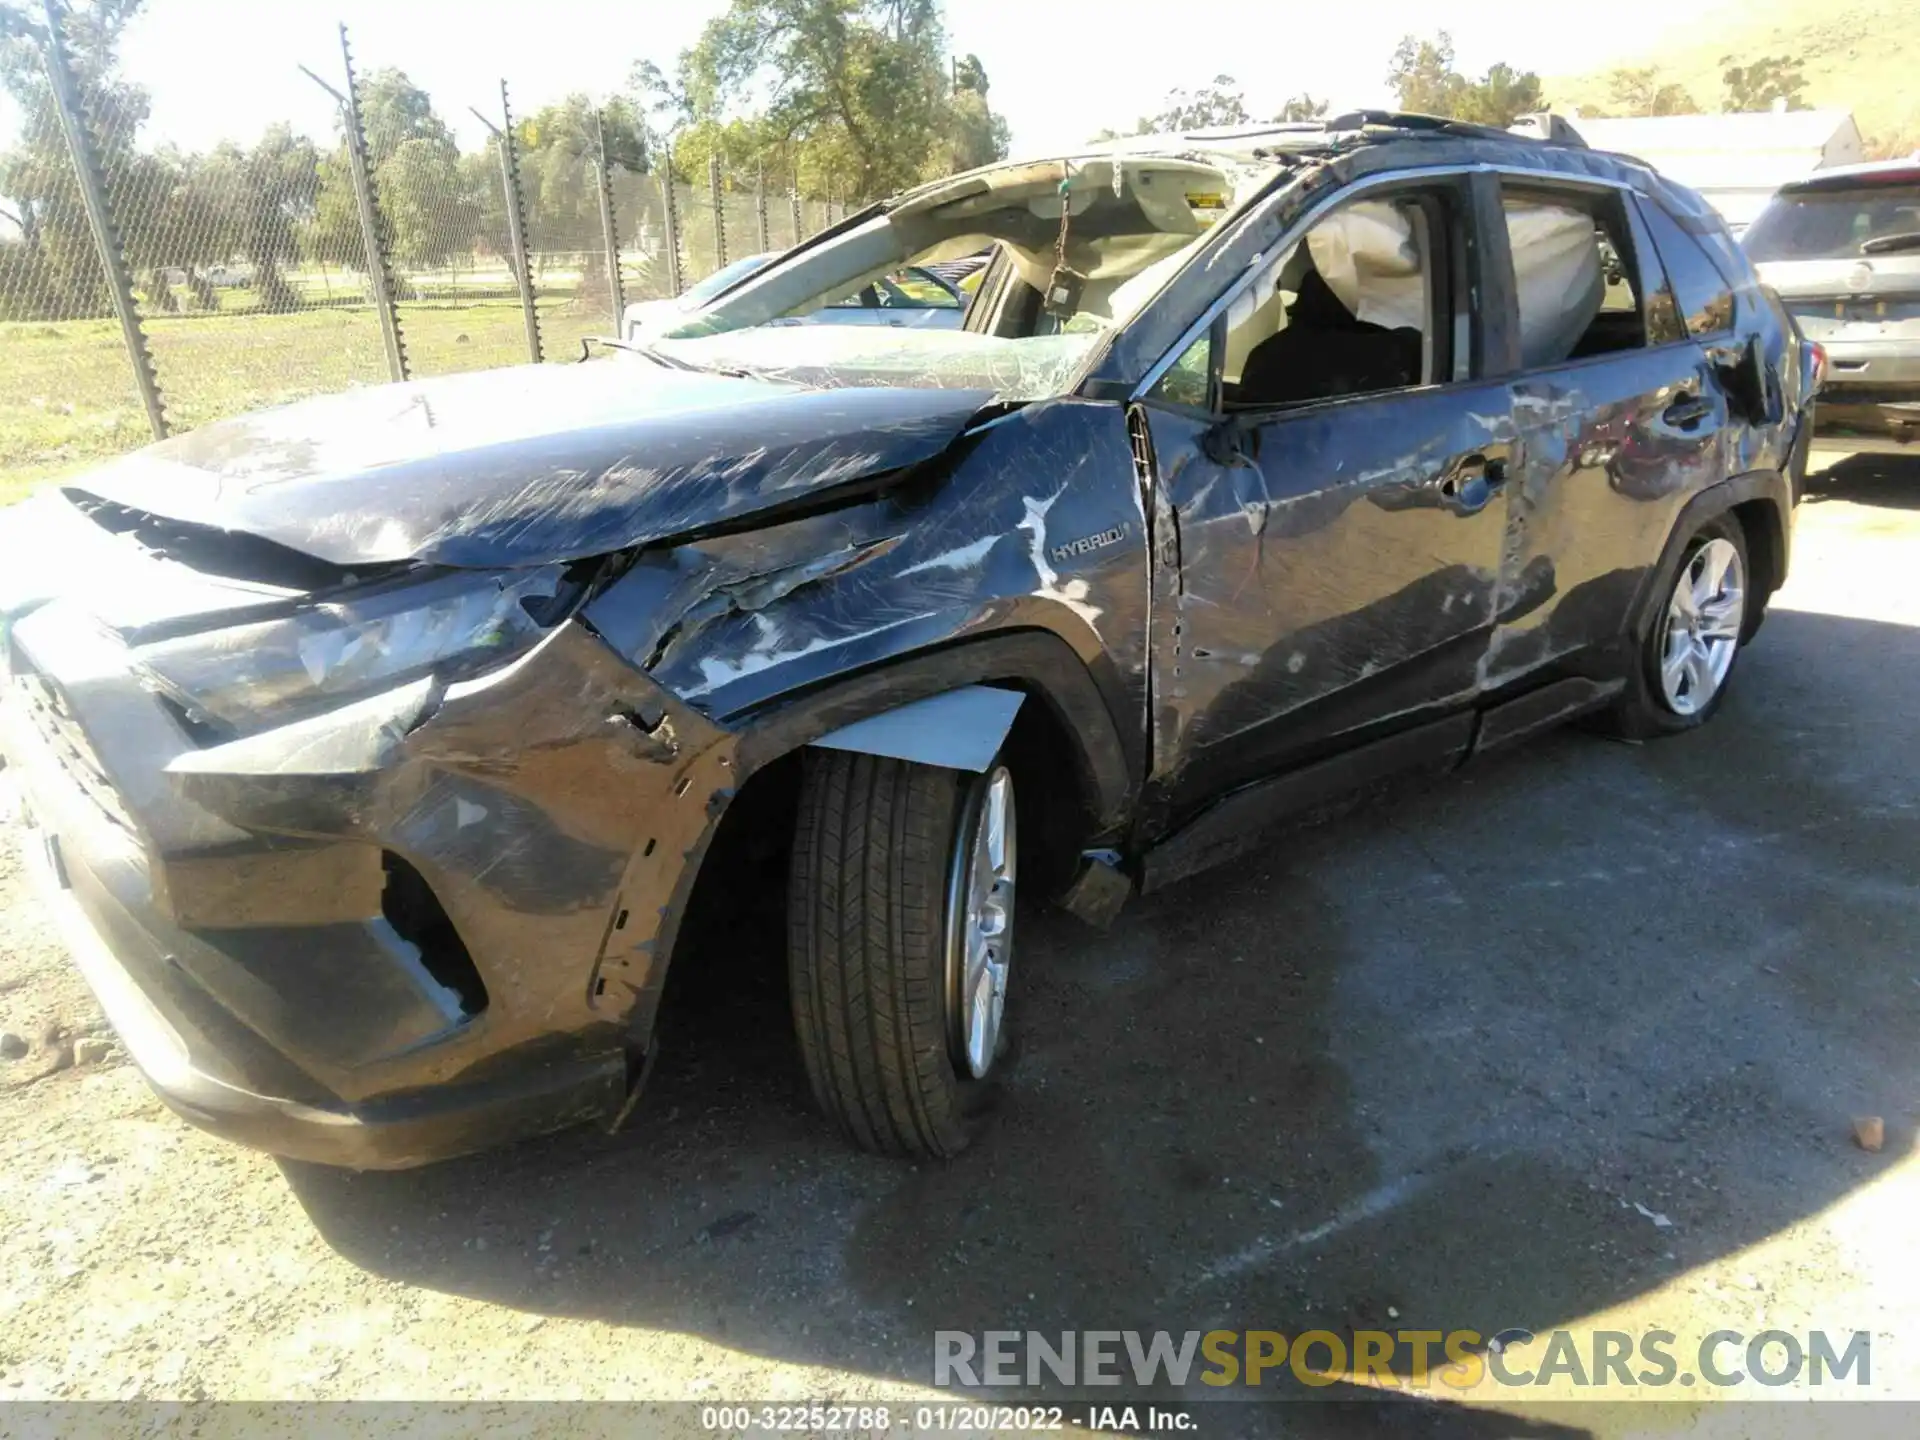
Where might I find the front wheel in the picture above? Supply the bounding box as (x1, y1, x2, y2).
(787, 750, 1017, 1158)
(1601, 514, 1750, 738)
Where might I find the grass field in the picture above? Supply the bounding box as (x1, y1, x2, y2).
(0, 292, 623, 508)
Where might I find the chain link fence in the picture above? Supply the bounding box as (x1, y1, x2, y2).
(0, 12, 843, 501)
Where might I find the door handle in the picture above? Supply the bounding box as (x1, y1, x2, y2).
(1663, 393, 1714, 429)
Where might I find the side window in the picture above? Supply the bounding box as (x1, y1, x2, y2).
(1148, 331, 1212, 409)
(881, 271, 963, 310)
(1623, 199, 1688, 346)
(1498, 184, 1681, 366)
(825, 271, 958, 311)
(1214, 189, 1455, 412)
(1637, 199, 1735, 338)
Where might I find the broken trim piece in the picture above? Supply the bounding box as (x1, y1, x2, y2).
(808, 685, 1025, 773)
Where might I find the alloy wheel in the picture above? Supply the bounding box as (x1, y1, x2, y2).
(945, 765, 1017, 1080)
(1659, 536, 1746, 717)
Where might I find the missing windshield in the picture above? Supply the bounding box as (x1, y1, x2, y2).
(645, 151, 1278, 402)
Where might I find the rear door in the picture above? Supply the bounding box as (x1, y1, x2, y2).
(1481, 178, 1728, 684)
(1136, 174, 1511, 816)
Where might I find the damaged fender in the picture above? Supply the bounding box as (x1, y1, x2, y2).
(808, 685, 1025, 772)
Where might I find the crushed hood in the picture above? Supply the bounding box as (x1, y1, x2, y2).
(68, 361, 992, 569)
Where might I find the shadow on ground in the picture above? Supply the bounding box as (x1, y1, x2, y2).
(1803, 451, 1920, 508)
(284, 604, 1920, 1428)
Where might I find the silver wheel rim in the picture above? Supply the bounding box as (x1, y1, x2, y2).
(945, 765, 1017, 1080)
(1659, 536, 1745, 717)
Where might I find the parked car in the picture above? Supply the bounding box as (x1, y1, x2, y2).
(203, 264, 253, 289)
(1744, 159, 1920, 453)
(623, 255, 967, 342)
(622, 252, 780, 341)
(0, 112, 1817, 1169)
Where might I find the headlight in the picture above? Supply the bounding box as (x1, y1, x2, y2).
(133, 567, 572, 731)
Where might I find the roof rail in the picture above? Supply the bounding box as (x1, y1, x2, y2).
(1325, 109, 1525, 143)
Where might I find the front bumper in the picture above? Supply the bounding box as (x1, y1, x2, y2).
(0, 604, 734, 1168)
(7, 808, 624, 1168)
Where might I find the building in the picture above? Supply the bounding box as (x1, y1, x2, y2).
(1564, 107, 1865, 232)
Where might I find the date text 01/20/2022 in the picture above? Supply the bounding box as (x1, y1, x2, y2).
(697, 1404, 1193, 1432)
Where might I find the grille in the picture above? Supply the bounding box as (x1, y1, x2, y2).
(8, 649, 137, 835)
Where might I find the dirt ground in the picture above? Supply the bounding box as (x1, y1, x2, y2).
(4, 453, 1920, 1429)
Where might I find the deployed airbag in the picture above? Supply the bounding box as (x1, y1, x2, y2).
(1308, 201, 1427, 332)
(1504, 202, 1605, 368)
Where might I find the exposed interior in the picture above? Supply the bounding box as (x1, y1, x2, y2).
(648, 152, 1277, 400)
(1215, 196, 1446, 410)
(1500, 184, 1675, 364)
(1152, 180, 1686, 414)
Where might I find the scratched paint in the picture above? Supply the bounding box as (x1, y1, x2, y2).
(0, 123, 1810, 1168)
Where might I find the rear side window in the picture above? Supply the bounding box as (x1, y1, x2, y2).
(1638, 200, 1735, 337)
(1497, 183, 1685, 365)
(1743, 185, 1920, 262)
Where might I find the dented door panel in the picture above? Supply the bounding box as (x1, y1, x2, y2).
(1141, 380, 1514, 816)
(1486, 345, 1727, 685)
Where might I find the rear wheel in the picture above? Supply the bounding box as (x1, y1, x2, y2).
(1602, 514, 1750, 738)
(787, 750, 1017, 1158)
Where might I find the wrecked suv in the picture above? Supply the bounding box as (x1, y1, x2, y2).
(0, 113, 1817, 1168)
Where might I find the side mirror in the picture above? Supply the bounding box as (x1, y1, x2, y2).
(1200, 413, 1261, 466)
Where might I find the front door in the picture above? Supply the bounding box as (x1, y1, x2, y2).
(1137, 176, 1511, 818)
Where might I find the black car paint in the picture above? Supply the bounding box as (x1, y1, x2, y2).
(0, 134, 1809, 1167)
(69, 362, 995, 569)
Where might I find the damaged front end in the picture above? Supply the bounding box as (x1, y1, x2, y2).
(0, 371, 1007, 1167)
(0, 488, 759, 1167)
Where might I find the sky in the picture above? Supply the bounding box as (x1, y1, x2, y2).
(4, 0, 1726, 159)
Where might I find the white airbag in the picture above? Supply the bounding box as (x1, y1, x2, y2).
(1308, 201, 1426, 331)
(1504, 203, 1605, 367)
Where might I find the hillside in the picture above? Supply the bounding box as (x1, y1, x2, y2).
(1550, 0, 1920, 156)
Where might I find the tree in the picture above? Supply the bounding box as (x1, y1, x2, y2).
(1386, 32, 1545, 128)
(1143, 75, 1251, 132)
(1451, 62, 1545, 127)
(1276, 93, 1329, 123)
(236, 126, 321, 311)
(948, 52, 1008, 172)
(0, 0, 151, 318)
(354, 68, 456, 167)
(167, 127, 320, 312)
(1387, 33, 1461, 117)
(1721, 54, 1808, 112)
(300, 69, 466, 283)
(512, 94, 649, 301)
(1092, 74, 1254, 141)
(377, 136, 468, 270)
(1602, 66, 1698, 117)
(306, 147, 368, 272)
(655, 0, 1002, 201)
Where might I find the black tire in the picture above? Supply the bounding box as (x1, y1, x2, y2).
(787, 749, 1004, 1158)
(1601, 513, 1750, 740)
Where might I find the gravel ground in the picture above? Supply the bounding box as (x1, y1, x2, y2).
(3, 453, 1920, 1430)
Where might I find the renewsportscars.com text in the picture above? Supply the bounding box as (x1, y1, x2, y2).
(934, 1328, 1871, 1390)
